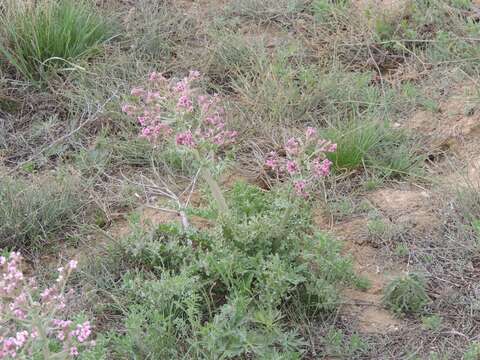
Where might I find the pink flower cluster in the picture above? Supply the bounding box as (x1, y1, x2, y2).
(122, 70, 237, 150)
(265, 127, 336, 198)
(0, 253, 93, 359)
(54, 319, 92, 344)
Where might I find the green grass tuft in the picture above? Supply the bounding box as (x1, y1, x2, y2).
(324, 120, 422, 177)
(0, 0, 113, 81)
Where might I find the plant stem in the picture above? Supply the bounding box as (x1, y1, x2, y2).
(179, 210, 190, 231)
(192, 150, 229, 216)
(33, 315, 51, 359)
(200, 166, 229, 216)
(278, 189, 297, 237)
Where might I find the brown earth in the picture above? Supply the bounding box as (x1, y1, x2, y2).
(315, 214, 404, 334)
(406, 83, 480, 188)
(368, 187, 438, 235)
(314, 183, 441, 334)
(338, 220, 403, 334)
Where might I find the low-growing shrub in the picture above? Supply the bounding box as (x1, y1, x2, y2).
(369, 0, 480, 74)
(101, 70, 363, 358)
(464, 342, 480, 360)
(383, 274, 430, 315)
(0, 0, 113, 81)
(323, 328, 367, 358)
(421, 315, 442, 332)
(100, 181, 361, 358)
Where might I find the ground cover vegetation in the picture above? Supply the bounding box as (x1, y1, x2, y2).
(1, 0, 480, 358)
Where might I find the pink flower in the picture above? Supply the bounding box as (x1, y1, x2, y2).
(153, 123, 172, 136)
(141, 127, 152, 137)
(14, 331, 28, 348)
(205, 115, 222, 126)
(70, 346, 79, 357)
(177, 95, 193, 112)
(41, 287, 55, 301)
(312, 158, 332, 178)
(225, 130, 237, 141)
(326, 143, 337, 152)
(72, 321, 92, 343)
(174, 80, 188, 93)
(306, 127, 317, 139)
(285, 138, 300, 156)
(123, 71, 236, 153)
(149, 71, 166, 82)
(57, 299, 66, 310)
(13, 309, 25, 319)
(149, 72, 159, 81)
(0, 253, 92, 358)
(53, 319, 72, 328)
(2, 337, 17, 358)
(130, 87, 145, 97)
(137, 116, 147, 126)
(266, 159, 276, 169)
(213, 133, 225, 145)
(293, 180, 308, 198)
(197, 95, 208, 105)
(286, 160, 299, 174)
(265, 151, 279, 170)
(175, 131, 195, 147)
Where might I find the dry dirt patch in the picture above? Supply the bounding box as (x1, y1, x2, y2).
(406, 83, 480, 188)
(338, 219, 403, 334)
(368, 188, 438, 235)
(315, 214, 404, 334)
(406, 84, 479, 150)
(315, 186, 440, 334)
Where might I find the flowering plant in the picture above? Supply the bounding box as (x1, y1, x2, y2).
(123, 70, 237, 150)
(0, 253, 94, 359)
(265, 127, 336, 198)
(123, 71, 237, 215)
